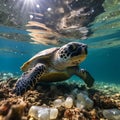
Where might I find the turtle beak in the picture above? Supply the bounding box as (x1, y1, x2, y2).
(82, 44, 87, 54)
(85, 46, 87, 54)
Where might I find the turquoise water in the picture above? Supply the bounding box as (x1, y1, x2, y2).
(0, 0, 120, 85)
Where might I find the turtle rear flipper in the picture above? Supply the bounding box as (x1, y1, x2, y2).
(76, 69, 94, 87)
(13, 63, 46, 95)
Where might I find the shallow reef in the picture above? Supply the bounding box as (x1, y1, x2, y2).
(0, 75, 120, 120)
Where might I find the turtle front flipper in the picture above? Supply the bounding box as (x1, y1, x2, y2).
(75, 69, 94, 87)
(13, 63, 46, 95)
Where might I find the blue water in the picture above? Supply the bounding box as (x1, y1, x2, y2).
(0, 0, 120, 85)
(1, 33, 120, 84)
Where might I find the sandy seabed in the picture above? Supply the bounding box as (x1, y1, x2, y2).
(0, 76, 120, 120)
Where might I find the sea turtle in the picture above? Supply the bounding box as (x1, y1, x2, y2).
(13, 42, 94, 95)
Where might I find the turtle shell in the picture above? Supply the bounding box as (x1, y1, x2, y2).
(21, 47, 59, 72)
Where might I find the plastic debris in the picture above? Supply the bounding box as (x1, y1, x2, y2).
(76, 92, 93, 109)
(50, 108, 58, 119)
(103, 109, 120, 120)
(28, 106, 59, 120)
(64, 96, 73, 108)
(53, 98, 63, 107)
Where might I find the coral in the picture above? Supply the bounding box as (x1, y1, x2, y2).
(64, 108, 86, 120)
(0, 100, 26, 120)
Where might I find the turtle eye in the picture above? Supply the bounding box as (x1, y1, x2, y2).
(69, 44, 76, 51)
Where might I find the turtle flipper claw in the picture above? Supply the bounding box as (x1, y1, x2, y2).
(13, 63, 46, 95)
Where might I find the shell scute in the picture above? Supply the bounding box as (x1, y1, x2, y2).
(21, 47, 59, 71)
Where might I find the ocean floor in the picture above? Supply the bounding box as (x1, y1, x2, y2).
(0, 73, 120, 120)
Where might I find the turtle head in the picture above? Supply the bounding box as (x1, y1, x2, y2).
(57, 42, 87, 67)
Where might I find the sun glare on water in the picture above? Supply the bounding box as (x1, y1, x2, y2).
(19, 0, 40, 11)
(24, 0, 35, 4)
(22, 0, 36, 6)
